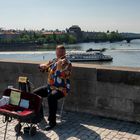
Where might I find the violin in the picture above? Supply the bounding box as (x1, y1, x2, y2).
(39, 54, 70, 72)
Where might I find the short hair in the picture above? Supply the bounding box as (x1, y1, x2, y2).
(56, 45, 65, 50)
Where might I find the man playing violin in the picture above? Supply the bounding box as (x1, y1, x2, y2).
(33, 45, 72, 131)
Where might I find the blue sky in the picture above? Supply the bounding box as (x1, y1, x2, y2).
(0, 0, 140, 32)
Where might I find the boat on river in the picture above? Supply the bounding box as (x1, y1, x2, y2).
(67, 51, 113, 62)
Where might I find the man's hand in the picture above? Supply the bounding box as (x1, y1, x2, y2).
(39, 64, 47, 69)
(39, 61, 53, 72)
(51, 90, 57, 95)
(39, 64, 47, 72)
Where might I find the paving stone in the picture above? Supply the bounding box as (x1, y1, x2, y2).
(0, 111, 139, 140)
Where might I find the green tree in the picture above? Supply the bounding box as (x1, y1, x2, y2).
(68, 35, 77, 44)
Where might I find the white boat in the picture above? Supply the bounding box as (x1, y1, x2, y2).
(67, 51, 113, 62)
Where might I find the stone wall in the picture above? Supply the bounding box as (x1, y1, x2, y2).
(0, 60, 140, 122)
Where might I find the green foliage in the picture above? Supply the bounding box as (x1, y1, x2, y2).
(94, 32, 108, 42)
(68, 35, 77, 44)
(83, 31, 123, 43)
(0, 30, 123, 45)
(107, 31, 123, 42)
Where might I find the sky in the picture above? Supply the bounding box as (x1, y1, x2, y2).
(0, 0, 140, 33)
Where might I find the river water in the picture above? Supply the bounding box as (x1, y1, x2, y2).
(0, 40, 140, 68)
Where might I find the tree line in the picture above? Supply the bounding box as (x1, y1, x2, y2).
(0, 30, 124, 46)
(0, 31, 77, 45)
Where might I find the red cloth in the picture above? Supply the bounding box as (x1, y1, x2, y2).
(0, 104, 33, 117)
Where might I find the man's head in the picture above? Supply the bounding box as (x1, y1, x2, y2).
(56, 45, 66, 58)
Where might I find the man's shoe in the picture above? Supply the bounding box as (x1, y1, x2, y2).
(44, 123, 56, 131)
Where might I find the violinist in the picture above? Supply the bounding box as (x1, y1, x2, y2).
(33, 45, 72, 131)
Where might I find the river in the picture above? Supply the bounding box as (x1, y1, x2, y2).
(0, 40, 140, 68)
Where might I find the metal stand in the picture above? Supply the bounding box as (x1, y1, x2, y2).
(3, 118, 9, 140)
(59, 98, 65, 122)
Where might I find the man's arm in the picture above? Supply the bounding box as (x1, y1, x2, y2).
(39, 60, 53, 72)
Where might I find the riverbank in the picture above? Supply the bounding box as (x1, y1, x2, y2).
(0, 39, 128, 52)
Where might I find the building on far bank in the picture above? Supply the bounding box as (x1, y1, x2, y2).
(0, 31, 20, 39)
(42, 31, 65, 37)
(68, 25, 82, 33)
(67, 25, 83, 42)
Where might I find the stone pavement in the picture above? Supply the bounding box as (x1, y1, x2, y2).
(0, 111, 140, 140)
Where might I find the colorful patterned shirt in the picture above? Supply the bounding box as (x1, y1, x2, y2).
(47, 58, 72, 96)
